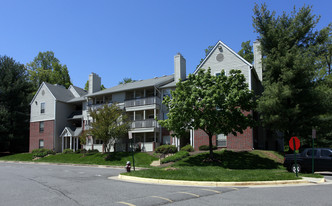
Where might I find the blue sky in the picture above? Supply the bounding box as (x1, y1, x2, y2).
(1, 0, 331, 89)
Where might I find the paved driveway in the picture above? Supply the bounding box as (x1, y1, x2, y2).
(1, 162, 332, 206)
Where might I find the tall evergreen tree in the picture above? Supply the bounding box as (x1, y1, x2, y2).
(0, 56, 33, 152)
(253, 4, 331, 145)
(27, 51, 72, 90)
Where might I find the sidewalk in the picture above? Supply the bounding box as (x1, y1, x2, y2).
(111, 174, 326, 187)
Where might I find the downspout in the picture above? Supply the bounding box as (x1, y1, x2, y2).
(54, 100, 57, 151)
(249, 66, 254, 150)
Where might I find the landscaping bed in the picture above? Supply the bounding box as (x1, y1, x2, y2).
(123, 150, 322, 181)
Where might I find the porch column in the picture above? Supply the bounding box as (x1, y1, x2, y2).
(143, 110, 146, 120)
(70, 136, 72, 150)
(65, 136, 67, 149)
(143, 133, 146, 151)
(76, 137, 79, 150)
(62, 135, 64, 152)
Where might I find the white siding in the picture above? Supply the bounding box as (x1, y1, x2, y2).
(30, 84, 55, 122)
(200, 44, 250, 85)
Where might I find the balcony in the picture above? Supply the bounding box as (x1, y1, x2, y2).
(124, 96, 161, 108)
(130, 119, 160, 129)
(87, 102, 113, 111)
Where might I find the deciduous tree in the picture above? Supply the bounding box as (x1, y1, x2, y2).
(159, 69, 255, 159)
(89, 104, 130, 152)
(238, 40, 254, 63)
(27, 51, 72, 90)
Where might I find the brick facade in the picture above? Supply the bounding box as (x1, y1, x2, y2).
(29, 120, 54, 152)
(193, 129, 217, 151)
(193, 127, 253, 151)
(226, 127, 253, 150)
(193, 110, 254, 151)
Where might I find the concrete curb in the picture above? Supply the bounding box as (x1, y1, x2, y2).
(115, 174, 326, 187)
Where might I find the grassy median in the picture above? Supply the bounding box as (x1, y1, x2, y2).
(123, 150, 322, 181)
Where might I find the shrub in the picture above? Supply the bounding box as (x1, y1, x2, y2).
(75, 149, 87, 154)
(84, 149, 100, 156)
(199, 145, 217, 151)
(88, 149, 99, 154)
(181, 144, 194, 152)
(161, 151, 189, 164)
(155, 145, 178, 154)
(63, 149, 74, 154)
(32, 148, 55, 158)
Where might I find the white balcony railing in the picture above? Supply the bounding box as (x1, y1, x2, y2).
(124, 96, 161, 108)
(87, 102, 113, 111)
(131, 119, 160, 129)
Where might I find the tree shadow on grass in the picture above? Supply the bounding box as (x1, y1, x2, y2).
(104, 152, 132, 161)
(176, 150, 282, 169)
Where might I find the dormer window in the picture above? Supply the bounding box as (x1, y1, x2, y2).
(40, 102, 45, 114)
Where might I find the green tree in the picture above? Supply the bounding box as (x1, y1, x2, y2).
(253, 4, 331, 144)
(0, 56, 33, 152)
(238, 40, 254, 63)
(159, 69, 255, 159)
(89, 104, 130, 152)
(118, 77, 135, 85)
(27, 51, 72, 90)
(84, 80, 106, 91)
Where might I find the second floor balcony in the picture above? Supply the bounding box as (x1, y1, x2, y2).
(130, 119, 160, 129)
(124, 96, 161, 108)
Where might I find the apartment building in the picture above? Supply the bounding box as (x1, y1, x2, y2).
(29, 40, 279, 153)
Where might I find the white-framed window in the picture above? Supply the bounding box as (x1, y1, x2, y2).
(39, 139, 44, 148)
(217, 134, 227, 147)
(40, 102, 45, 114)
(39, 121, 44, 132)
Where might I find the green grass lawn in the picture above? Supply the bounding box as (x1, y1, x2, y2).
(0, 152, 158, 168)
(123, 150, 323, 181)
(0, 153, 34, 161)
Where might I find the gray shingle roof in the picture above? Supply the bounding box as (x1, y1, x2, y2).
(87, 75, 174, 97)
(62, 127, 82, 137)
(160, 80, 177, 88)
(45, 83, 75, 102)
(72, 85, 88, 96)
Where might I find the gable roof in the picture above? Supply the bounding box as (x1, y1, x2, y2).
(87, 75, 174, 97)
(69, 85, 88, 97)
(60, 127, 82, 137)
(30, 82, 87, 105)
(44, 82, 76, 102)
(193, 40, 253, 74)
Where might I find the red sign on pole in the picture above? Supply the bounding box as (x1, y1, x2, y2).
(289, 136, 300, 151)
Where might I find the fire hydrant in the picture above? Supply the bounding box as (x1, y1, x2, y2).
(125, 161, 131, 172)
